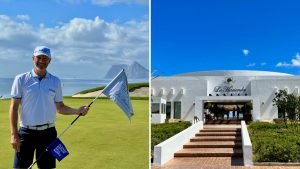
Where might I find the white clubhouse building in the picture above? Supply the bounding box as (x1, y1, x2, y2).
(151, 70, 300, 123)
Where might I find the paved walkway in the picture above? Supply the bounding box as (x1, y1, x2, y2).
(152, 157, 300, 169)
(152, 157, 243, 169)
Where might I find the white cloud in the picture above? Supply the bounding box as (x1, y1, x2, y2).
(260, 62, 266, 66)
(246, 63, 256, 67)
(0, 15, 149, 78)
(291, 53, 300, 66)
(66, 0, 85, 4)
(0, 15, 37, 49)
(242, 49, 249, 56)
(246, 62, 266, 67)
(276, 62, 289, 67)
(56, 0, 148, 6)
(276, 53, 300, 67)
(56, 0, 88, 5)
(16, 15, 30, 21)
(92, 0, 148, 6)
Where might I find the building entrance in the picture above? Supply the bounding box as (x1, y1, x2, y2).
(203, 101, 253, 124)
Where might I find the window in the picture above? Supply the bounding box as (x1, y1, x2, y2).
(174, 101, 181, 119)
(151, 103, 160, 114)
(166, 102, 171, 119)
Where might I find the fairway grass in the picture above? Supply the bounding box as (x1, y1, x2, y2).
(0, 98, 149, 169)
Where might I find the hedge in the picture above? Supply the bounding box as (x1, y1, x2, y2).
(151, 121, 191, 158)
(248, 122, 300, 162)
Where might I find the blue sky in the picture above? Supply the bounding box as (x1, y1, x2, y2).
(152, 0, 300, 76)
(0, 0, 148, 79)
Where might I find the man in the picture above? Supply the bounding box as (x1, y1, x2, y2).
(9, 46, 89, 169)
(237, 105, 240, 119)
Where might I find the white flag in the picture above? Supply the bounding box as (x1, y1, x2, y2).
(102, 69, 134, 121)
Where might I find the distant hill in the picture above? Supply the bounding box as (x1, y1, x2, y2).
(104, 64, 128, 79)
(104, 61, 148, 79)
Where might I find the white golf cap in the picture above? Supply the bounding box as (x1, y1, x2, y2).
(33, 46, 51, 58)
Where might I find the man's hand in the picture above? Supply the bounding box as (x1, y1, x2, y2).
(78, 106, 89, 116)
(56, 102, 90, 116)
(11, 134, 20, 152)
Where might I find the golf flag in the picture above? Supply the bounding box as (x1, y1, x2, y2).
(47, 138, 69, 161)
(102, 69, 134, 120)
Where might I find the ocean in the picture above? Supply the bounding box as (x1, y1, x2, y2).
(0, 78, 147, 98)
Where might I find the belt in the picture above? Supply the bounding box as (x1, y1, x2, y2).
(22, 123, 55, 131)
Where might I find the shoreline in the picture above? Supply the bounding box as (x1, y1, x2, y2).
(72, 87, 149, 98)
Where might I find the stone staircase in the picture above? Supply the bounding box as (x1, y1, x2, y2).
(205, 119, 241, 124)
(174, 127, 243, 158)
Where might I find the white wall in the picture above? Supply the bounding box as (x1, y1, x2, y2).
(152, 75, 300, 121)
(152, 77, 207, 121)
(251, 79, 300, 120)
(205, 76, 253, 96)
(152, 114, 166, 124)
(241, 121, 253, 166)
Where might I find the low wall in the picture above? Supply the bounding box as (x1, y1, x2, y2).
(151, 114, 166, 124)
(153, 121, 204, 166)
(241, 120, 253, 166)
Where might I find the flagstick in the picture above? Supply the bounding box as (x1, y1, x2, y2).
(56, 69, 126, 139)
(27, 91, 103, 169)
(28, 69, 129, 169)
(58, 91, 103, 138)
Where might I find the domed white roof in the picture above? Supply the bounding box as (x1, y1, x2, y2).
(175, 70, 294, 77)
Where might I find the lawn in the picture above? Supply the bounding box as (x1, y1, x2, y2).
(0, 98, 149, 169)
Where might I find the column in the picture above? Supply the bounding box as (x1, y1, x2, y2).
(252, 99, 261, 121)
(170, 101, 174, 119)
(195, 98, 203, 121)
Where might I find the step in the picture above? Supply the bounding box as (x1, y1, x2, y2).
(205, 122, 241, 125)
(196, 132, 240, 136)
(205, 120, 241, 124)
(174, 148, 243, 157)
(191, 136, 241, 142)
(183, 141, 242, 148)
(201, 129, 241, 132)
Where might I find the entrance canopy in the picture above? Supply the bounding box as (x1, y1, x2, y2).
(199, 96, 253, 102)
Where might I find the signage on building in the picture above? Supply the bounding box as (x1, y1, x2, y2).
(213, 77, 247, 94)
(214, 85, 246, 93)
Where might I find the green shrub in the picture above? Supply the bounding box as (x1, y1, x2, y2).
(254, 139, 300, 162)
(273, 118, 287, 124)
(151, 121, 191, 158)
(248, 121, 284, 131)
(248, 122, 300, 162)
